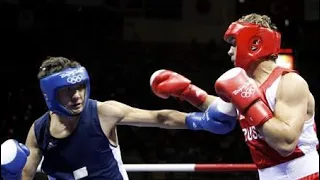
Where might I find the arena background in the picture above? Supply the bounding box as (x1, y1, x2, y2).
(2, 0, 319, 179)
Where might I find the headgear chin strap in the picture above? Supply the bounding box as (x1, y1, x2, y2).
(224, 22, 281, 71)
(40, 66, 91, 116)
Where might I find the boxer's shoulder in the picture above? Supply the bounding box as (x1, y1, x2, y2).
(97, 100, 123, 112)
(32, 113, 51, 150)
(277, 72, 309, 98)
(36, 111, 50, 120)
(33, 113, 50, 131)
(97, 100, 126, 122)
(281, 72, 306, 84)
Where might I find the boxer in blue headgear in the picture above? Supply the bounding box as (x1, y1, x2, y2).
(14, 56, 236, 180)
(40, 66, 90, 116)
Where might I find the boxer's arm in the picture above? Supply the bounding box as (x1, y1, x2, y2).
(22, 123, 43, 180)
(98, 100, 188, 129)
(198, 95, 218, 111)
(256, 73, 309, 157)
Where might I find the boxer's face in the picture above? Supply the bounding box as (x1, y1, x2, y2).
(57, 83, 86, 114)
(227, 38, 237, 66)
(228, 46, 237, 65)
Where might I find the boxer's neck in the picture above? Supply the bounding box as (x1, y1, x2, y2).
(49, 112, 80, 138)
(252, 60, 277, 86)
(50, 112, 79, 128)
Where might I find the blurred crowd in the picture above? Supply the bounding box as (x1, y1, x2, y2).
(2, 1, 319, 180)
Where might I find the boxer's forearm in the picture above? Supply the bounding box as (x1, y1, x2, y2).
(22, 153, 41, 180)
(23, 125, 43, 180)
(22, 172, 35, 180)
(22, 157, 38, 180)
(198, 95, 218, 111)
(156, 110, 188, 129)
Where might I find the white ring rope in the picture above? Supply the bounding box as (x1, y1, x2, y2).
(36, 162, 257, 172)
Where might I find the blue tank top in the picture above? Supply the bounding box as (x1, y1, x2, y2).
(34, 99, 128, 180)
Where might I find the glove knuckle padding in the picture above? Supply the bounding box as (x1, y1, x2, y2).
(158, 80, 189, 92)
(150, 69, 168, 85)
(215, 68, 256, 110)
(186, 98, 237, 134)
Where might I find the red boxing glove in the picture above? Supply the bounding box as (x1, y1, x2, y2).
(150, 70, 208, 107)
(214, 67, 272, 127)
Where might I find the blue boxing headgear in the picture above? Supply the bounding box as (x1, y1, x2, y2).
(39, 66, 90, 116)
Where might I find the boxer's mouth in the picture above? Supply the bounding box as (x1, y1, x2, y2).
(72, 103, 81, 108)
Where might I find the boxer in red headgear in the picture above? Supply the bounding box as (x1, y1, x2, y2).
(150, 13, 318, 180)
(223, 20, 281, 72)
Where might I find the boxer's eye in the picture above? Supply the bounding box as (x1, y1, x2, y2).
(60, 87, 72, 93)
(77, 83, 85, 90)
(251, 39, 261, 51)
(231, 38, 236, 47)
(253, 39, 260, 45)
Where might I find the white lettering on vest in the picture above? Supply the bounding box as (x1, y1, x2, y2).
(242, 126, 263, 142)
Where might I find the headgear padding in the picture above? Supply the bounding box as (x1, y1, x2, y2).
(224, 22, 281, 71)
(40, 66, 90, 116)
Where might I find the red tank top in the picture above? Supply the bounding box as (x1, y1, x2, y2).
(239, 67, 305, 169)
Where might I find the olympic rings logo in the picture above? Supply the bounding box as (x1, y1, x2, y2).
(240, 86, 255, 98)
(67, 74, 83, 84)
(232, 82, 256, 98)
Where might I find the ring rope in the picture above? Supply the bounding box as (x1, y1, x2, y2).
(37, 163, 257, 172)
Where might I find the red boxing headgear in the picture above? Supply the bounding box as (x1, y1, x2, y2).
(224, 22, 281, 71)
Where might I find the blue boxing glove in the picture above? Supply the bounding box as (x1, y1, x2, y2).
(1, 139, 30, 180)
(186, 97, 237, 134)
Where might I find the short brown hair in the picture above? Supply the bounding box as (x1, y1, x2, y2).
(37, 57, 81, 79)
(238, 13, 278, 31)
